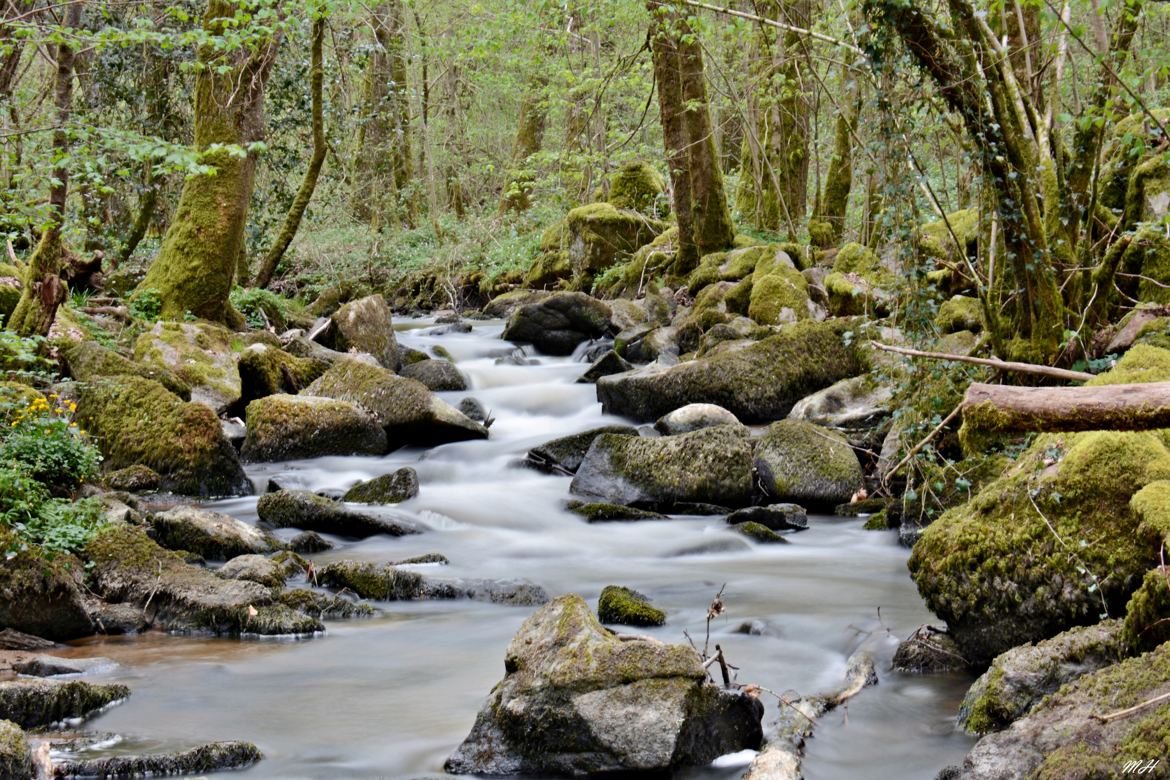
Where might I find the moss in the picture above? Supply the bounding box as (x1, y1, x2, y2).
(747, 266, 809, 325)
(596, 585, 666, 626)
(563, 202, 666, 286)
(566, 502, 668, 522)
(1087, 343, 1170, 386)
(918, 208, 980, 274)
(753, 419, 863, 508)
(60, 339, 192, 400)
(241, 394, 387, 462)
(317, 561, 426, 601)
(104, 464, 161, 492)
(0, 720, 31, 779)
(862, 509, 891, 530)
(0, 680, 130, 729)
(237, 343, 327, 404)
(0, 265, 22, 325)
(936, 295, 983, 334)
(606, 160, 665, 213)
(74, 376, 250, 497)
(342, 467, 419, 503)
(256, 489, 420, 538)
(908, 430, 1170, 664)
(733, 521, 787, 544)
(133, 321, 241, 411)
(277, 588, 375, 619)
(1130, 480, 1170, 546)
(1131, 226, 1170, 304)
(1122, 567, 1170, 653)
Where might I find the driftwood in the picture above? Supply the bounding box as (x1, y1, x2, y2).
(870, 341, 1095, 382)
(962, 381, 1170, 434)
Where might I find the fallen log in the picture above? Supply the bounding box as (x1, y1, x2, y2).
(962, 381, 1170, 434)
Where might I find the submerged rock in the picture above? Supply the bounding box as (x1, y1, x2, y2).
(342, 467, 420, 504)
(256, 490, 422, 539)
(526, 425, 638, 475)
(733, 522, 789, 544)
(753, 420, 864, 509)
(400, 358, 468, 391)
(566, 502, 669, 522)
(958, 620, 1125, 734)
(725, 504, 808, 532)
(444, 594, 763, 775)
(597, 586, 666, 627)
(502, 292, 615, 356)
(570, 425, 753, 510)
(317, 561, 547, 606)
(304, 358, 487, 447)
(597, 319, 865, 423)
(654, 403, 741, 435)
(74, 376, 251, 497)
(52, 741, 263, 778)
(149, 505, 279, 561)
(0, 679, 129, 728)
(242, 394, 387, 462)
(10, 655, 113, 678)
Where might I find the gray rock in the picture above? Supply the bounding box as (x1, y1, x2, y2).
(150, 505, 279, 560)
(570, 425, 753, 510)
(787, 373, 893, 429)
(132, 321, 241, 413)
(458, 397, 488, 422)
(578, 349, 633, 383)
(328, 293, 399, 369)
(502, 292, 615, 356)
(654, 403, 742, 435)
(444, 594, 763, 775)
(526, 425, 638, 475)
(753, 420, 864, 509)
(0, 679, 129, 728)
(52, 741, 263, 778)
(288, 531, 332, 553)
(10, 655, 114, 678)
(317, 561, 547, 606)
(957, 620, 1125, 734)
(218, 554, 287, 588)
(342, 467, 420, 503)
(104, 464, 162, 492)
(304, 357, 488, 447)
(0, 630, 58, 652)
(0, 551, 94, 642)
(400, 358, 468, 391)
(726, 504, 808, 532)
(598, 320, 865, 423)
(242, 394, 387, 462)
(256, 490, 422, 539)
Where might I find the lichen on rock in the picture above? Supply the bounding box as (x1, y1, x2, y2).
(597, 585, 666, 627)
(242, 394, 387, 462)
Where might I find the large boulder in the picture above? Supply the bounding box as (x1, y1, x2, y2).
(787, 373, 893, 431)
(303, 358, 487, 447)
(0, 679, 129, 729)
(0, 264, 20, 325)
(256, 490, 421, 538)
(570, 425, 753, 510)
(241, 394, 387, 462)
(525, 425, 638, 475)
(149, 506, 279, 561)
(502, 292, 615, 356)
(0, 544, 93, 641)
(60, 339, 191, 400)
(444, 594, 763, 775)
(400, 358, 467, 391)
(564, 202, 665, 281)
(328, 293, 398, 369)
(747, 249, 814, 325)
(597, 319, 866, 423)
(236, 343, 328, 405)
(824, 242, 896, 317)
(958, 620, 1125, 735)
(84, 525, 321, 636)
(606, 160, 665, 213)
(133, 321, 242, 413)
(945, 642, 1170, 778)
(753, 420, 864, 509)
(74, 376, 251, 497)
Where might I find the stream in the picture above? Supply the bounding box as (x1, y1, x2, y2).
(60, 318, 977, 778)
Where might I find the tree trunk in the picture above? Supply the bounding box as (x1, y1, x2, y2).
(255, 14, 327, 289)
(962, 381, 1170, 434)
(499, 74, 550, 214)
(8, 2, 81, 336)
(137, 0, 281, 324)
(811, 75, 860, 248)
(354, 0, 415, 229)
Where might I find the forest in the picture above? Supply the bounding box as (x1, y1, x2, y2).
(1, 0, 1170, 777)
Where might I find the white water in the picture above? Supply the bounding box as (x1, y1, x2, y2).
(63, 318, 976, 778)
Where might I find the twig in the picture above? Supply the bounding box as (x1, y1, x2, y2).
(675, 0, 865, 55)
(882, 403, 963, 485)
(870, 341, 1094, 382)
(1093, 690, 1170, 723)
(141, 561, 163, 620)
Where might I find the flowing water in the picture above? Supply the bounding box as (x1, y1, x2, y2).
(59, 319, 977, 778)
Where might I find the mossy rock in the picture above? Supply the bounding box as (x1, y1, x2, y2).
(0, 541, 93, 641)
(256, 489, 421, 538)
(825, 242, 895, 316)
(952, 640, 1170, 777)
(753, 420, 863, 509)
(0, 720, 31, 780)
(327, 294, 399, 370)
(133, 321, 242, 413)
(1131, 226, 1170, 305)
(104, 464, 161, 492)
(526, 425, 638, 475)
(565, 502, 669, 522)
(596, 228, 680, 298)
(400, 358, 468, 391)
(570, 425, 753, 510)
(654, 403, 741, 435)
(149, 505, 279, 561)
(304, 357, 487, 447)
(523, 245, 571, 290)
(1122, 567, 1170, 653)
(957, 620, 1125, 734)
(1130, 479, 1170, 547)
(597, 585, 666, 626)
(218, 554, 286, 588)
(277, 589, 375, 619)
(241, 394, 387, 462)
(917, 208, 980, 295)
(908, 429, 1169, 665)
(237, 343, 328, 405)
(597, 319, 867, 423)
(0, 264, 22, 325)
(501, 292, 615, 356)
(748, 265, 811, 325)
(60, 339, 192, 400)
(936, 295, 983, 334)
(564, 202, 666, 286)
(74, 376, 251, 497)
(316, 561, 427, 600)
(0, 680, 129, 729)
(342, 467, 420, 503)
(733, 521, 788, 544)
(51, 741, 263, 778)
(606, 160, 665, 214)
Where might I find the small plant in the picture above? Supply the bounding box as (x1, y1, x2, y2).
(0, 331, 55, 379)
(129, 287, 163, 322)
(230, 285, 288, 329)
(0, 392, 101, 492)
(0, 464, 49, 529)
(20, 497, 106, 556)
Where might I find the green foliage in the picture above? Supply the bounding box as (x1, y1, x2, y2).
(0, 392, 101, 492)
(129, 288, 164, 322)
(0, 332, 54, 379)
(230, 286, 287, 329)
(18, 498, 106, 557)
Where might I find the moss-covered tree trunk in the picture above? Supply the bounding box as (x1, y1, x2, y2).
(499, 74, 550, 214)
(255, 14, 326, 290)
(735, 0, 811, 237)
(137, 0, 281, 324)
(810, 75, 861, 248)
(354, 0, 415, 229)
(8, 2, 81, 335)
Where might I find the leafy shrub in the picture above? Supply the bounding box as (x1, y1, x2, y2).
(0, 392, 101, 492)
(230, 286, 288, 329)
(0, 465, 49, 528)
(20, 498, 106, 556)
(0, 331, 54, 379)
(129, 287, 163, 322)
